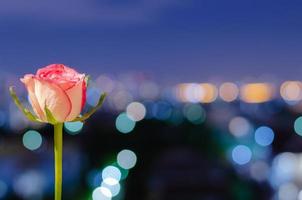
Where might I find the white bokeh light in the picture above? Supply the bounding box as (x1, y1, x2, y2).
(92, 187, 112, 200)
(278, 182, 298, 200)
(102, 166, 121, 185)
(126, 102, 146, 122)
(117, 149, 137, 170)
(229, 117, 252, 137)
(101, 182, 121, 197)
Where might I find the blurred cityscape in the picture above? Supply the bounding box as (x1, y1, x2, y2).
(1, 71, 302, 200)
(1, 0, 302, 199)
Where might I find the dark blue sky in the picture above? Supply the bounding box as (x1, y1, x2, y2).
(1, 0, 302, 84)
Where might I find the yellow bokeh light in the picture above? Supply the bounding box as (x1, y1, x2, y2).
(219, 82, 239, 102)
(199, 83, 218, 103)
(176, 83, 217, 103)
(280, 81, 302, 102)
(176, 83, 189, 102)
(240, 83, 273, 103)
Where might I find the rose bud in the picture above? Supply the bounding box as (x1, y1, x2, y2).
(20, 64, 87, 123)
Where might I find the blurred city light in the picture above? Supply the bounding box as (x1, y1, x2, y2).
(228, 116, 253, 137)
(183, 103, 206, 124)
(101, 182, 121, 197)
(92, 187, 112, 200)
(298, 190, 302, 200)
(254, 126, 275, 146)
(219, 82, 239, 102)
(270, 152, 297, 187)
(64, 121, 83, 135)
(102, 166, 122, 185)
(176, 83, 203, 103)
(199, 83, 218, 103)
(13, 170, 46, 199)
(126, 102, 146, 122)
(294, 116, 302, 136)
(231, 145, 252, 165)
(22, 130, 43, 151)
(240, 83, 274, 103)
(115, 113, 136, 134)
(112, 90, 134, 111)
(175, 83, 218, 103)
(96, 75, 115, 94)
(280, 81, 302, 103)
(278, 182, 299, 200)
(117, 149, 137, 170)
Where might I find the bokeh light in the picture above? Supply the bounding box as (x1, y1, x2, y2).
(112, 90, 134, 111)
(270, 152, 297, 187)
(102, 166, 122, 185)
(92, 187, 112, 200)
(117, 149, 137, 170)
(180, 83, 204, 103)
(298, 190, 302, 200)
(254, 126, 275, 146)
(13, 170, 46, 199)
(22, 130, 43, 151)
(240, 83, 273, 103)
(64, 121, 83, 135)
(231, 145, 252, 165)
(219, 82, 239, 102)
(199, 83, 218, 103)
(126, 102, 146, 122)
(183, 103, 206, 124)
(280, 81, 302, 103)
(228, 116, 253, 137)
(278, 182, 299, 200)
(294, 116, 302, 136)
(96, 75, 115, 94)
(115, 113, 136, 134)
(101, 182, 121, 197)
(176, 83, 218, 103)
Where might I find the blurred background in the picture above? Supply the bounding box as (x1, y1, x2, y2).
(1, 0, 302, 199)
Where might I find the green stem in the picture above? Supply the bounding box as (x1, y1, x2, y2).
(54, 123, 63, 200)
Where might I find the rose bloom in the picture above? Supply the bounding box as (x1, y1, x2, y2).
(21, 64, 86, 122)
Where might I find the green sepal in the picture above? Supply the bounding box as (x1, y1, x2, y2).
(9, 86, 41, 123)
(84, 75, 90, 87)
(72, 92, 107, 122)
(45, 106, 58, 125)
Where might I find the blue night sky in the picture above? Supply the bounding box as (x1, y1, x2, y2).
(0, 0, 302, 84)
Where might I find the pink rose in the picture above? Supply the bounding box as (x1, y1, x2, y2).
(21, 64, 87, 123)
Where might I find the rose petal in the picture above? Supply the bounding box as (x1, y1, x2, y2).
(21, 74, 46, 121)
(65, 80, 85, 121)
(36, 64, 84, 90)
(81, 78, 87, 110)
(34, 77, 72, 122)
